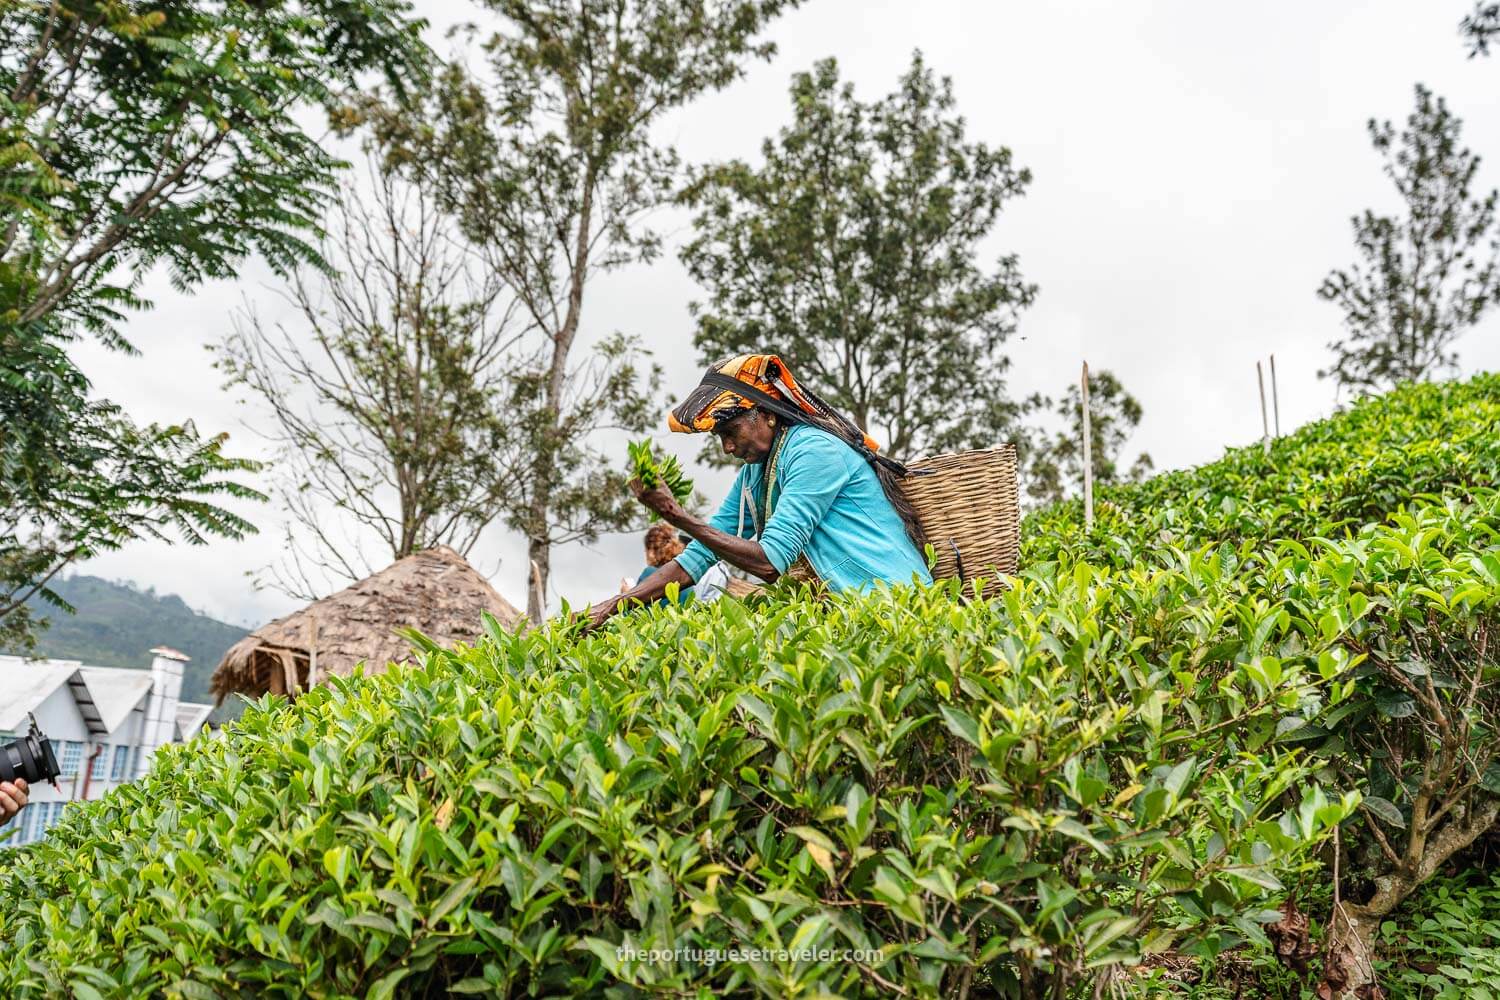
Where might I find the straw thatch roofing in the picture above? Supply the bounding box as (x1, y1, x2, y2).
(210, 546, 523, 703)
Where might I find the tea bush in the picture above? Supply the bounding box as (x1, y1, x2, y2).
(1025, 376, 1500, 993)
(1024, 374, 1500, 568)
(1, 378, 1495, 998)
(7, 489, 1500, 996)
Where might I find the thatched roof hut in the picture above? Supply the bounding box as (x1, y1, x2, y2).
(210, 546, 523, 702)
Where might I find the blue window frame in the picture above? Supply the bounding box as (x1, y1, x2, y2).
(59, 741, 83, 778)
(111, 744, 130, 780)
(90, 745, 109, 780)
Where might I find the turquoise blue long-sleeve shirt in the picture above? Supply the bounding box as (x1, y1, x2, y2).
(674, 424, 933, 594)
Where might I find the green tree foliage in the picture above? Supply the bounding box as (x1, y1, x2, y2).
(1317, 85, 1500, 395)
(355, 0, 798, 621)
(1462, 3, 1500, 55)
(2, 0, 426, 340)
(0, 0, 429, 645)
(216, 162, 529, 600)
(1023, 368, 1153, 505)
(0, 341, 258, 651)
(679, 53, 1036, 462)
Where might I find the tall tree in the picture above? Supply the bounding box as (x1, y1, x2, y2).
(1317, 84, 1500, 394)
(679, 53, 1036, 462)
(0, 333, 260, 651)
(1462, 2, 1500, 54)
(357, 0, 799, 621)
(1022, 369, 1153, 506)
(0, 0, 428, 646)
(216, 162, 528, 600)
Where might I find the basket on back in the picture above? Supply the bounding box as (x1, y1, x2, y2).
(899, 444, 1020, 598)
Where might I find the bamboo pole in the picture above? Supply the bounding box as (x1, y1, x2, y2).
(306, 613, 319, 690)
(276, 649, 299, 698)
(1081, 361, 1094, 530)
(1270, 353, 1281, 438)
(1257, 361, 1271, 457)
(267, 653, 287, 697)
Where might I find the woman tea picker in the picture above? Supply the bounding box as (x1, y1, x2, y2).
(585, 354, 932, 629)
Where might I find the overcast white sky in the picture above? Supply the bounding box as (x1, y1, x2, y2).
(71, 0, 1500, 628)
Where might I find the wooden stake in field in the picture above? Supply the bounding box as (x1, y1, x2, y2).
(1257, 360, 1271, 457)
(1270, 353, 1281, 438)
(1081, 361, 1094, 530)
(306, 613, 319, 690)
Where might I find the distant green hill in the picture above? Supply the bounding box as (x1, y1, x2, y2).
(6, 575, 249, 706)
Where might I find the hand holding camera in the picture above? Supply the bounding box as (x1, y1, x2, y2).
(0, 713, 60, 825)
(0, 778, 28, 824)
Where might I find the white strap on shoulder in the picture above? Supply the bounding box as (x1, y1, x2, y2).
(740, 479, 761, 538)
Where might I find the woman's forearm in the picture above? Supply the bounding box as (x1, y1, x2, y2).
(587, 560, 695, 631)
(669, 510, 781, 581)
(615, 558, 694, 608)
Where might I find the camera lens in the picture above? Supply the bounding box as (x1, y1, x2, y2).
(0, 722, 60, 786)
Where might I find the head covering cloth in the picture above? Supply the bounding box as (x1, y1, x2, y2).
(668, 354, 908, 478)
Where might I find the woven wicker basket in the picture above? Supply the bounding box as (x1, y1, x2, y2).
(899, 444, 1020, 598)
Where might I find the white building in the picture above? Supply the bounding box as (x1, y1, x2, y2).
(0, 646, 213, 849)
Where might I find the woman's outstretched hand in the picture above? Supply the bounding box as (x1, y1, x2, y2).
(580, 596, 623, 634)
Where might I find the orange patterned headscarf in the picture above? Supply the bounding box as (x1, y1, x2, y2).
(668, 354, 881, 453)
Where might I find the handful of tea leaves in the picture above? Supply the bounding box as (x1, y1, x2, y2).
(628, 439, 693, 520)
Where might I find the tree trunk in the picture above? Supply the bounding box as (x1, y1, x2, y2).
(525, 476, 554, 623)
(1322, 902, 1382, 999)
(1322, 798, 1500, 998)
(526, 548, 548, 625)
(523, 160, 596, 622)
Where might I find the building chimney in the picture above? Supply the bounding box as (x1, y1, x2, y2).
(139, 646, 189, 776)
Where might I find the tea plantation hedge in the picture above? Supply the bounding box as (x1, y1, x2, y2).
(1025, 375, 1500, 993)
(1024, 373, 1500, 567)
(0, 377, 1497, 998)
